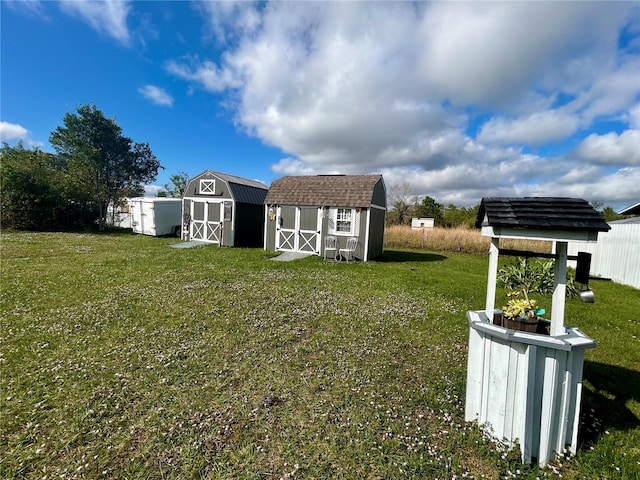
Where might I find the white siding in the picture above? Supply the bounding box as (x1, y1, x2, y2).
(568, 222, 640, 289)
(465, 310, 595, 466)
(411, 217, 434, 229)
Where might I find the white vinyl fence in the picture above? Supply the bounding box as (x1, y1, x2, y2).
(568, 220, 640, 290)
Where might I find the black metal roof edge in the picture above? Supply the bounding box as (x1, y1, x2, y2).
(193, 169, 268, 190)
(619, 201, 640, 215)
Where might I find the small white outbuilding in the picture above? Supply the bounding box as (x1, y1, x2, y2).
(411, 217, 434, 229)
(130, 197, 182, 237)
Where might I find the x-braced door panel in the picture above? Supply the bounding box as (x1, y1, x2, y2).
(276, 206, 296, 251)
(276, 206, 321, 254)
(278, 230, 295, 250)
(192, 220, 205, 240)
(207, 222, 222, 243)
(297, 207, 320, 253)
(298, 231, 317, 253)
(190, 200, 222, 244)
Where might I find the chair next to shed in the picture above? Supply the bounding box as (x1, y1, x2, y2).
(323, 235, 338, 261)
(339, 237, 358, 262)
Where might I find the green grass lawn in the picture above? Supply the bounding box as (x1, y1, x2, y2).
(1, 232, 638, 479)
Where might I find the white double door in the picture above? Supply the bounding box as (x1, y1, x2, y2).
(190, 200, 223, 244)
(276, 206, 322, 254)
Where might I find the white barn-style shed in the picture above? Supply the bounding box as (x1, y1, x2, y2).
(466, 197, 610, 466)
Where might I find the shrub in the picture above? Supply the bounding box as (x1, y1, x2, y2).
(497, 257, 578, 297)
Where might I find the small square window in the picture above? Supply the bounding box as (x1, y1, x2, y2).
(328, 207, 359, 236)
(336, 208, 352, 233)
(200, 179, 215, 194)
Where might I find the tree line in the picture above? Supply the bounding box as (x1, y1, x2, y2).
(1, 105, 627, 232)
(385, 194, 480, 228)
(1, 104, 161, 231)
(385, 184, 627, 228)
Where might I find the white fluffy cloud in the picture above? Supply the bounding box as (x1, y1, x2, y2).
(165, 58, 242, 93)
(574, 130, 640, 165)
(59, 0, 131, 45)
(138, 85, 174, 107)
(478, 111, 580, 146)
(0, 121, 28, 142)
(0, 121, 42, 148)
(167, 1, 639, 207)
(537, 167, 640, 205)
(627, 103, 640, 130)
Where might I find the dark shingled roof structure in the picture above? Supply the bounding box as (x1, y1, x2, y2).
(265, 174, 384, 208)
(476, 197, 611, 232)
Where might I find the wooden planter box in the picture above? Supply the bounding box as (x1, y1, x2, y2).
(493, 312, 550, 334)
(503, 315, 538, 333)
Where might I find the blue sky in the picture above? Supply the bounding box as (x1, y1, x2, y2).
(2, 1, 639, 210)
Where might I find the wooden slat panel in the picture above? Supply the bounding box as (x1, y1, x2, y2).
(538, 350, 559, 465)
(567, 349, 585, 455)
(466, 314, 592, 467)
(484, 337, 510, 436)
(464, 326, 486, 422)
(504, 341, 526, 443)
(520, 344, 537, 463)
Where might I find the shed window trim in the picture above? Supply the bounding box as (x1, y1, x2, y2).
(328, 207, 359, 236)
(200, 179, 216, 194)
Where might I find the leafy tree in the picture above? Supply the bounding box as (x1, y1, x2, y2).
(386, 181, 419, 225)
(386, 199, 417, 225)
(50, 104, 161, 230)
(591, 202, 626, 222)
(2, 143, 65, 230)
(599, 206, 624, 222)
(443, 204, 479, 228)
(1, 142, 101, 230)
(163, 171, 189, 198)
(415, 196, 444, 226)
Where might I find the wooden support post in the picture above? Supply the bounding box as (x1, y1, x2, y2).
(485, 237, 500, 318)
(551, 241, 568, 336)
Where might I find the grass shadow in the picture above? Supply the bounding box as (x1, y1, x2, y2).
(376, 249, 448, 263)
(579, 360, 640, 447)
(96, 227, 138, 236)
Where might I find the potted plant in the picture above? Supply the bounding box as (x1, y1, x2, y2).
(501, 288, 545, 333)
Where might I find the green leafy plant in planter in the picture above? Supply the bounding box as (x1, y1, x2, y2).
(501, 289, 546, 332)
(498, 257, 579, 297)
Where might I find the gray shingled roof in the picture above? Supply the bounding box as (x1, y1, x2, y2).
(265, 174, 383, 207)
(476, 197, 611, 232)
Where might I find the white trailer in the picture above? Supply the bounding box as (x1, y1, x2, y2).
(130, 197, 182, 237)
